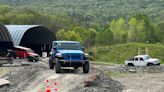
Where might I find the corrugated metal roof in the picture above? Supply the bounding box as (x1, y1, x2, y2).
(5, 25, 40, 46)
(0, 24, 12, 42)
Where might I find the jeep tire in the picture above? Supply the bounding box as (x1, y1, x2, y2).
(55, 59, 61, 73)
(49, 60, 54, 69)
(83, 62, 89, 73)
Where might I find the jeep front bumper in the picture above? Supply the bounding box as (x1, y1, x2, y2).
(58, 60, 89, 67)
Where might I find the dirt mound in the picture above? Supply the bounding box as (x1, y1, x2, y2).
(71, 72, 123, 92)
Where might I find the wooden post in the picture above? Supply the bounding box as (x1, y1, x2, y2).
(138, 48, 140, 55)
(145, 47, 148, 55)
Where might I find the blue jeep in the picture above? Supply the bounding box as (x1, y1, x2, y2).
(49, 41, 90, 73)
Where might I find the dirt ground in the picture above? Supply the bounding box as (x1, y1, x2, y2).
(0, 59, 164, 92)
(23, 61, 122, 92)
(94, 64, 164, 92)
(0, 59, 122, 92)
(115, 73, 164, 92)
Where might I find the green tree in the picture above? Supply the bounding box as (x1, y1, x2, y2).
(56, 29, 67, 40)
(157, 21, 164, 44)
(56, 29, 81, 42)
(128, 17, 145, 42)
(65, 31, 82, 42)
(72, 26, 97, 47)
(84, 28, 97, 47)
(134, 14, 159, 43)
(97, 28, 114, 45)
(110, 17, 128, 43)
(0, 5, 10, 15)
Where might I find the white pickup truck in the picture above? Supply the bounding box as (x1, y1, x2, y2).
(125, 55, 160, 66)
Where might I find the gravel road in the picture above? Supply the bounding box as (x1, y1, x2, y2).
(1, 59, 164, 92)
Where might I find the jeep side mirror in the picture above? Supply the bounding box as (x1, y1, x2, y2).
(82, 47, 85, 51)
(53, 47, 57, 51)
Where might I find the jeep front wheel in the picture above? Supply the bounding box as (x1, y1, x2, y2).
(49, 60, 54, 69)
(83, 62, 89, 73)
(55, 60, 61, 73)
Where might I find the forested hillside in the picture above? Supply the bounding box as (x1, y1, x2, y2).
(0, 0, 163, 47)
(0, 0, 163, 25)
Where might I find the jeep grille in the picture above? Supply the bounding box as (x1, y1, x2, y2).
(64, 53, 83, 60)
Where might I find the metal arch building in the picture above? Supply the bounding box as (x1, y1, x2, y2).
(0, 24, 13, 56)
(5, 25, 56, 55)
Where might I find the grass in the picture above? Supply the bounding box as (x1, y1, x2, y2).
(88, 43, 164, 64)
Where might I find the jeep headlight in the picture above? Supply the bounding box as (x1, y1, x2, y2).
(56, 53, 62, 57)
(85, 53, 89, 57)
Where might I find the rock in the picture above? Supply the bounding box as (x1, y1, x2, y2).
(21, 62, 32, 66)
(0, 78, 10, 87)
(128, 69, 137, 73)
(2, 63, 21, 67)
(83, 73, 100, 87)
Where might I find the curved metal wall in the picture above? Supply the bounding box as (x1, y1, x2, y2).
(0, 24, 13, 56)
(5, 25, 56, 55)
(0, 24, 12, 42)
(20, 26, 55, 45)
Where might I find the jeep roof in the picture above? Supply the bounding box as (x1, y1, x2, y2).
(53, 41, 80, 44)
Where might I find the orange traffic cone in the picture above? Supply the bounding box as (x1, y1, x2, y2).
(46, 80, 51, 92)
(46, 85, 51, 92)
(54, 81, 58, 92)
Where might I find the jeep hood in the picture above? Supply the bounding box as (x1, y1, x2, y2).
(58, 50, 84, 54)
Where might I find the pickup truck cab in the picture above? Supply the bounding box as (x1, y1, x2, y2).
(125, 55, 160, 66)
(49, 41, 89, 73)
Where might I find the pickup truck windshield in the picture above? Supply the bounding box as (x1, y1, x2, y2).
(144, 56, 151, 60)
(57, 43, 81, 50)
(27, 49, 33, 53)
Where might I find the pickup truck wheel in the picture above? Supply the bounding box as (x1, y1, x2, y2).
(157, 63, 160, 66)
(27, 56, 34, 62)
(55, 60, 61, 73)
(147, 63, 153, 66)
(34, 59, 39, 62)
(128, 63, 134, 66)
(83, 62, 89, 73)
(49, 60, 54, 69)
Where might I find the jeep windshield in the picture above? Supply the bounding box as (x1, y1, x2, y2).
(57, 43, 81, 50)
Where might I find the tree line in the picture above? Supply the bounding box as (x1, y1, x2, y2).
(57, 14, 164, 47)
(0, 5, 163, 47)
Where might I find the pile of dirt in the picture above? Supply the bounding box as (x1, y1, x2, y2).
(71, 71, 123, 92)
(0, 63, 45, 92)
